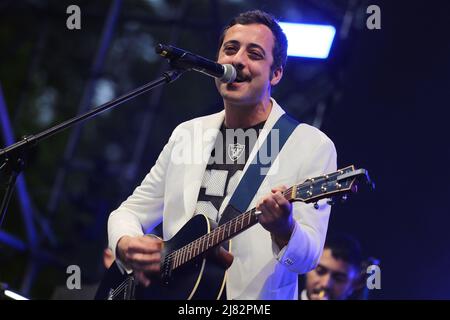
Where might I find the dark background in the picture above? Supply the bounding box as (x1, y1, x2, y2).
(1, 0, 449, 299)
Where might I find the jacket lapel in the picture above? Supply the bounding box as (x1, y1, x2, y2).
(182, 110, 225, 219)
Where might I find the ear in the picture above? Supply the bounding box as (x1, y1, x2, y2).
(270, 66, 283, 86)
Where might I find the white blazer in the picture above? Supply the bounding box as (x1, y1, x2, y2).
(108, 98, 337, 300)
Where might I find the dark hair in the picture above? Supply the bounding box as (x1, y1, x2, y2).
(324, 233, 363, 270)
(217, 10, 288, 72)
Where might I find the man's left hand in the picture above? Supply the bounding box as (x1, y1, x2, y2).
(256, 185, 295, 247)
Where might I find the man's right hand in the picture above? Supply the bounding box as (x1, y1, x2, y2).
(116, 235, 163, 287)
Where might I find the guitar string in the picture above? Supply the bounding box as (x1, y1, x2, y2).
(167, 211, 254, 270)
(165, 185, 294, 263)
(107, 203, 272, 298)
(109, 208, 254, 299)
(109, 279, 131, 300)
(165, 174, 347, 269)
(163, 177, 344, 269)
(163, 186, 296, 268)
(164, 206, 258, 263)
(109, 285, 126, 300)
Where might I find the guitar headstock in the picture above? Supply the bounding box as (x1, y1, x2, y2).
(291, 165, 374, 205)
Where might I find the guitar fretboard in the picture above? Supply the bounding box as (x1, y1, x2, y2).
(162, 165, 360, 273)
(166, 186, 296, 271)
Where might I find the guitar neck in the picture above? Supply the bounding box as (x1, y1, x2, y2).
(170, 186, 297, 270)
(168, 165, 367, 271)
(205, 185, 298, 248)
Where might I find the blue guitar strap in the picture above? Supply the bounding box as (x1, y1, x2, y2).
(218, 113, 300, 225)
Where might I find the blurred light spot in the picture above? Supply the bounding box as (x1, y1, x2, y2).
(135, 33, 157, 63)
(105, 143, 122, 162)
(279, 22, 336, 59)
(35, 87, 57, 126)
(93, 79, 115, 108)
(112, 33, 156, 63)
(144, 0, 172, 17)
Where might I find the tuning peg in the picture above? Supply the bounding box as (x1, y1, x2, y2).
(326, 198, 335, 206)
(313, 202, 319, 209)
(341, 194, 348, 203)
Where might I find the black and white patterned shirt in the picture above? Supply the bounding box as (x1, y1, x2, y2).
(195, 120, 266, 223)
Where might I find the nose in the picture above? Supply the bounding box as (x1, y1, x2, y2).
(230, 48, 247, 72)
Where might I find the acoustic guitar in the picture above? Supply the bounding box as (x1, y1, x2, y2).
(95, 165, 373, 300)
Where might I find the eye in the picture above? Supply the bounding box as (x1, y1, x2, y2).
(224, 46, 237, 54)
(315, 265, 327, 276)
(249, 51, 263, 59)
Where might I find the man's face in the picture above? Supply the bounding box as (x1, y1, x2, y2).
(305, 248, 359, 300)
(215, 23, 283, 108)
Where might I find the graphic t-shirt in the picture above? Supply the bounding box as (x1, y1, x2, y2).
(194, 120, 266, 223)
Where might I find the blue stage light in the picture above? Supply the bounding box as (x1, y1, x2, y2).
(279, 22, 336, 59)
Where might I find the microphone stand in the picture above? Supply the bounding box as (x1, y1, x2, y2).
(0, 68, 186, 228)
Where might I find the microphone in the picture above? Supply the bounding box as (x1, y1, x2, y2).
(155, 44, 236, 83)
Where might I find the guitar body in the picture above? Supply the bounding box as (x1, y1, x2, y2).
(95, 214, 229, 300)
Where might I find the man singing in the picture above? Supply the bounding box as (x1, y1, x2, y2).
(107, 9, 337, 300)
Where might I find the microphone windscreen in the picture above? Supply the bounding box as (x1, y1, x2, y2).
(220, 64, 236, 83)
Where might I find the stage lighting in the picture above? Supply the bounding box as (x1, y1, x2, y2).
(279, 22, 336, 59)
(0, 283, 29, 300)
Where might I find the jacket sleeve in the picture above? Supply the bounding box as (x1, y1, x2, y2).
(272, 135, 337, 274)
(107, 128, 177, 259)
